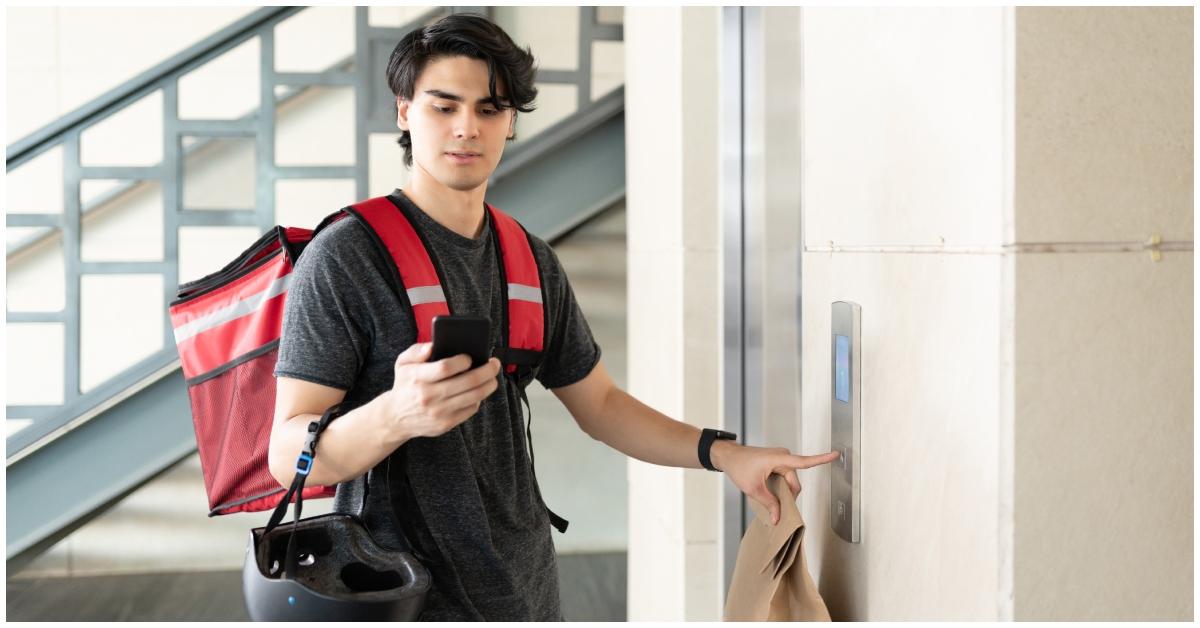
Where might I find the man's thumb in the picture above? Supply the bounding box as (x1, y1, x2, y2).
(396, 342, 431, 366)
(761, 484, 781, 526)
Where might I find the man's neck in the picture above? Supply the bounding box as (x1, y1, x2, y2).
(403, 171, 488, 240)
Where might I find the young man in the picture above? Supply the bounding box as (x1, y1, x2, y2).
(268, 12, 839, 621)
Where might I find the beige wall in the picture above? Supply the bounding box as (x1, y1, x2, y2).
(1012, 7, 1193, 620)
(795, 5, 1191, 621)
(798, 7, 1010, 620)
(623, 6, 724, 621)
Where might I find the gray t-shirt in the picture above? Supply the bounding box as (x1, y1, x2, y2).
(274, 189, 601, 621)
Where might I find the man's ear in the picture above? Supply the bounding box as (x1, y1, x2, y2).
(396, 97, 410, 131)
(507, 111, 516, 139)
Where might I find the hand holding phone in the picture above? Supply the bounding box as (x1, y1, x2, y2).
(385, 316, 499, 442)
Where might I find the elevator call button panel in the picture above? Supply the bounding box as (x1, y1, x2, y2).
(831, 301, 861, 543)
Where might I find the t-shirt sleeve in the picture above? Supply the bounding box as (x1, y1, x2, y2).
(273, 219, 375, 391)
(534, 241, 602, 389)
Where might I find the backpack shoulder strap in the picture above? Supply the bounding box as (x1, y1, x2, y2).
(486, 202, 545, 377)
(487, 204, 566, 533)
(344, 196, 451, 343)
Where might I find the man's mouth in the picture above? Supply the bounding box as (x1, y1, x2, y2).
(446, 151, 482, 164)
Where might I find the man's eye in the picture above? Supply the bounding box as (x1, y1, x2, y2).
(481, 108, 499, 116)
(433, 105, 453, 114)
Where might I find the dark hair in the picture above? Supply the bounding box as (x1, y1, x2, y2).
(386, 13, 539, 167)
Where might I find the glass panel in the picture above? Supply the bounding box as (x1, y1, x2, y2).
(591, 40, 625, 102)
(80, 274, 163, 393)
(178, 226, 262, 285)
(182, 136, 256, 210)
(275, 179, 356, 227)
(513, 83, 577, 144)
(177, 37, 260, 120)
(6, 144, 63, 214)
(7, 323, 64, 405)
(275, 86, 356, 166)
(369, 133, 411, 196)
(368, 6, 437, 28)
(596, 6, 624, 25)
(7, 230, 65, 312)
(79, 90, 163, 167)
(493, 7, 579, 71)
(275, 6, 355, 74)
(81, 180, 163, 261)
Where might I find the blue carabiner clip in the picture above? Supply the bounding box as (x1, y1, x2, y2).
(295, 452, 314, 476)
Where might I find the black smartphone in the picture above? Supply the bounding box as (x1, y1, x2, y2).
(430, 315, 491, 368)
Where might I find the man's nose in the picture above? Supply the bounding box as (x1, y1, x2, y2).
(453, 111, 480, 140)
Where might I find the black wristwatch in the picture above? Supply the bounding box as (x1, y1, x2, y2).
(698, 428, 738, 472)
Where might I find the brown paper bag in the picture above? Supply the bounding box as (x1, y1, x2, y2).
(724, 474, 831, 621)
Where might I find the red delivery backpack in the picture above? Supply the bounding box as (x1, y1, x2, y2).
(169, 194, 565, 531)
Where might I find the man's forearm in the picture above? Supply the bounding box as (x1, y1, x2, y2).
(268, 391, 409, 488)
(585, 386, 738, 472)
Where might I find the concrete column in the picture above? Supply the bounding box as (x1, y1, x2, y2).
(623, 6, 723, 621)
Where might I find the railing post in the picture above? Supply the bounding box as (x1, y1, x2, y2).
(162, 80, 181, 353)
(62, 131, 82, 404)
(257, 27, 277, 234)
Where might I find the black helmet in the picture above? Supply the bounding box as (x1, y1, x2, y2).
(243, 512, 429, 621)
(242, 405, 431, 621)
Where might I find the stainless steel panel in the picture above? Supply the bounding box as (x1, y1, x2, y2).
(719, 5, 745, 597)
(831, 300, 861, 543)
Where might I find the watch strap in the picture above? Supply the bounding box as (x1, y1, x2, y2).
(698, 428, 736, 472)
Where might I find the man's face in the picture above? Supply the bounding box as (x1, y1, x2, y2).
(397, 55, 516, 193)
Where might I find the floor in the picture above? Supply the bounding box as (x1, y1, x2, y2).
(6, 552, 628, 621)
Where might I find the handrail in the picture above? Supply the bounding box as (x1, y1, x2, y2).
(493, 86, 624, 183)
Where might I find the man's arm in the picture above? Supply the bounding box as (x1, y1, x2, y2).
(268, 342, 502, 489)
(268, 377, 406, 488)
(552, 359, 841, 525)
(551, 360, 739, 471)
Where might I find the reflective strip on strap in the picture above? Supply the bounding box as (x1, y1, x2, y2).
(507, 283, 542, 304)
(172, 273, 293, 344)
(407, 285, 447, 306)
